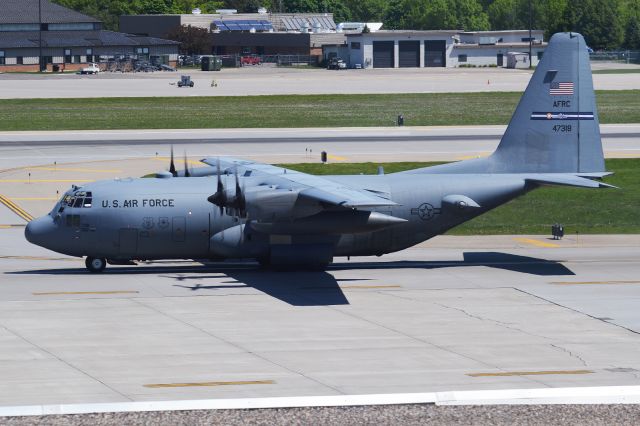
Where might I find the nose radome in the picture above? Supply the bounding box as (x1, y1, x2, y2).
(24, 216, 52, 245)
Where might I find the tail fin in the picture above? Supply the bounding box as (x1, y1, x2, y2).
(492, 32, 605, 173)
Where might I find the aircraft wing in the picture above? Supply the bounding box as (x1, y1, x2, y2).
(200, 157, 398, 208)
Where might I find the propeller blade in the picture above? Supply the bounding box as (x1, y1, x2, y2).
(207, 157, 226, 215)
(169, 145, 177, 177)
(183, 152, 190, 177)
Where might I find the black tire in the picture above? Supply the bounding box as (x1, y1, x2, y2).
(190, 82, 194, 87)
(85, 256, 106, 273)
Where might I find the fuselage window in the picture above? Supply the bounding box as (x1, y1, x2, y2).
(83, 198, 92, 208)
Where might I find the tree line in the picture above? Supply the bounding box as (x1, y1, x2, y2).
(54, 0, 640, 50)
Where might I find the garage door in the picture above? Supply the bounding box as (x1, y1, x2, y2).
(398, 41, 420, 67)
(373, 41, 394, 68)
(425, 40, 446, 67)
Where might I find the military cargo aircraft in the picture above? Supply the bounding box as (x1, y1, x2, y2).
(25, 33, 613, 272)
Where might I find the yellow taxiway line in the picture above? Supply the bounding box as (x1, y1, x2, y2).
(0, 179, 94, 183)
(327, 154, 348, 162)
(513, 237, 560, 248)
(33, 291, 140, 296)
(144, 380, 275, 389)
(0, 224, 26, 229)
(341, 285, 402, 289)
(468, 370, 593, 377)
(0, 194, 34, 222)
(10, 197, 58, 201)
(27, 167, 123, 173)
(551, 280, 640, 285)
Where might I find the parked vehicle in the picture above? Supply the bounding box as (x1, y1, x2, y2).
(241, 55, 262, 66)
(80, 63, 100, 74)
(327, 58, 347, 70)
(177, 75, 194, 87)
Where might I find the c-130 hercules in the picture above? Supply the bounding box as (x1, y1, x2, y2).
(26, 33, 613, 272)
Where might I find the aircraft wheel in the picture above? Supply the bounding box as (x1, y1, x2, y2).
(85, 256, 106, 273)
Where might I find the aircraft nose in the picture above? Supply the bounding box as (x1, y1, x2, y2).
(25, 216, 54, 246)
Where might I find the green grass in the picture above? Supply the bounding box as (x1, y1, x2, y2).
(0, 91, 638, 131)
(280, 159, 640, 235)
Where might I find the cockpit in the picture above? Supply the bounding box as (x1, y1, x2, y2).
(51, 188, 94, 227)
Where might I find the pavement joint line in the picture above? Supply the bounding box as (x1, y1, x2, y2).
(32, 291, 140, 296)
(130, 298, 345, 395)
(0, 194, 33, 222)
(143, 380, 275, 389)
(3, 386, 640, 416)
(550, 280, 640, 285)
(467, 370, 594, 377)
(513, 237, 561, 248)
(0, 324, 133, 404)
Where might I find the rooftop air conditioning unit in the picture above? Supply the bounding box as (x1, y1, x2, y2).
(192, 8, 201, 14)
(258, 7, 267, 14)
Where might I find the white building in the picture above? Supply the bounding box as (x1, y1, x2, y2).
(326, 30, 546, 68)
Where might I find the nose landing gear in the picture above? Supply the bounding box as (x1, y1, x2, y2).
(85, 256, 107, 273)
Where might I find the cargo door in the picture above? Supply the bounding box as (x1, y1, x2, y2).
(172, 216, 186, 242)
(118, 228, 138, 257)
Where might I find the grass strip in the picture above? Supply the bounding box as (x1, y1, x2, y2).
(0, 91, 638, 131)
(279, 158, 639, 235)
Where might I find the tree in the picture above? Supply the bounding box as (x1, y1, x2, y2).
(622, 0, 640, 48)
(344, 0, 388, 22)
(561, 0, 624, 49)
(167, 24, 211, 54)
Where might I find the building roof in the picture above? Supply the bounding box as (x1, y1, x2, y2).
(1, 0, 100, 24)
(0, 30, 179, 49)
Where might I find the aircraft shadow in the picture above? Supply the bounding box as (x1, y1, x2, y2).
(172, 271, 352, 306)
(330, 252, 575, 276)
(6, 252, 572, 306)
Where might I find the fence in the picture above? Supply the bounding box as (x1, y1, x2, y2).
(589, 51, 640, 64)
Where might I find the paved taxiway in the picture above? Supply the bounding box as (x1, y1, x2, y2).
(0, 124, 638, 170)
(1, 65, 639, 98)
(0, 229, 639, 407)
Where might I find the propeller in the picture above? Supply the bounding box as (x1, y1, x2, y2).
(206, 160, 247, 218)
(183, 151, 191, 178)
(207, 158, 227, 215)
(169, 145, 177, 177)
(228, 166, 247, 217)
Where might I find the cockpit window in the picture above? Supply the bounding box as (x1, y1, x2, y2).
(73, 198, 83, 208)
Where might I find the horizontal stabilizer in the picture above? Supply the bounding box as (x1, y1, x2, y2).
(525, 174, 617, 189)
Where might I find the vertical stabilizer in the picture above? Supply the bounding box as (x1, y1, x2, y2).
(491, 32, 605, 173)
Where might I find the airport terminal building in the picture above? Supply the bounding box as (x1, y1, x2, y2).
(0, 0, 179, 72)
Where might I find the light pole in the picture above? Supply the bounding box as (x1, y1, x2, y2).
(528, 0, 532, 68)
(38, 0, 43, 71)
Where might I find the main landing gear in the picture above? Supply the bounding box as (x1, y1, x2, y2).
(85, 256, 106, 273)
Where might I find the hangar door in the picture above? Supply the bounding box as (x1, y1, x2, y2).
(398, 41, 420, 67)
(425, 40, 446, 67)
(372, 41, 394, 68)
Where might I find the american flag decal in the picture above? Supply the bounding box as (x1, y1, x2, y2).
(550, 82, 574, 95)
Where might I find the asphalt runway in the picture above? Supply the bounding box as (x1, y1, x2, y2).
(0, 229, 639, 408)
(1, 65, 639, 98)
